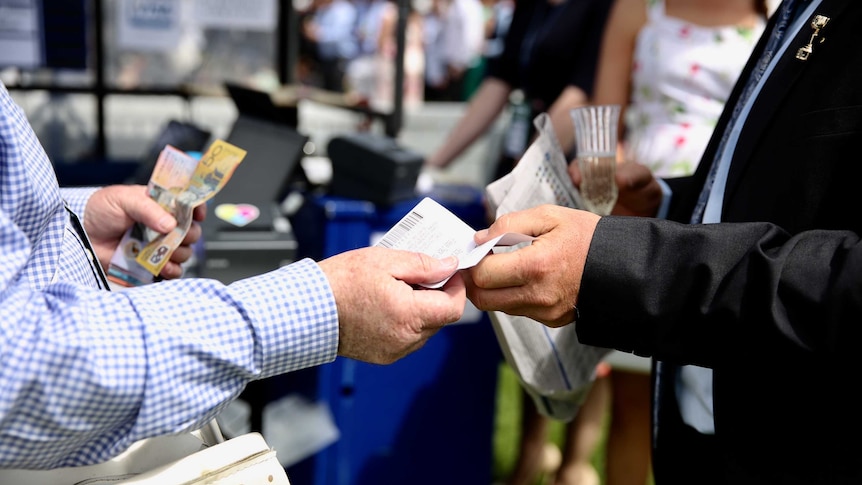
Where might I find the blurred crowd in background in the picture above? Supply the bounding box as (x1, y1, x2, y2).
(0, 0, 513, 113)
(298, 0, 514, 108)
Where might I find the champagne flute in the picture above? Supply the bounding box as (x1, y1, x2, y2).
(570, 105, 621, 216)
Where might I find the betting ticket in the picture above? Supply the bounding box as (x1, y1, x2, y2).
(375, 197, 533, 288)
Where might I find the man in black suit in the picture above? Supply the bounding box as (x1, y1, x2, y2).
(464, 0, 862, 482)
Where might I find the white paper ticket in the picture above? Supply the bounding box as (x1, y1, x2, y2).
(375, 197, 533, 288)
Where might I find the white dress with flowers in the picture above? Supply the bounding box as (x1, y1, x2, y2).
(605, 0, 767, 374)
(623, 0, 766, 177)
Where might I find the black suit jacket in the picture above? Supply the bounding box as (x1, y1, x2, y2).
(576, 0, 862, 482)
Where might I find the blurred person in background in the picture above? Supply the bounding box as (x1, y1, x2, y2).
(373, 0, 426, 110)
(483, 0, 515, 66)
(424, 0, 611, 181)
(422, 0, 453, 101)
(439, 0, 486, 101)
(460, 0, 516, 98)
(347, 0, 425, 110)
(354, 0, 390, 58)
(346, 0, 390, 103)
(301, 0, 359, 91)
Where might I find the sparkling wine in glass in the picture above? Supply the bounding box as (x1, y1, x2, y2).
(570, 105, 621, 216)
(578, 153, 618, 215)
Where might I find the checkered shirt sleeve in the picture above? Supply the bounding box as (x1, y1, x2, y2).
(0, 83, 339, 469)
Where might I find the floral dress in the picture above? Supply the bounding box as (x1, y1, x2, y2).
(623, 0, 766, 177)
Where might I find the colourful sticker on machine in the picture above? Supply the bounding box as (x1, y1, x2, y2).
(215, 203, 261, 227)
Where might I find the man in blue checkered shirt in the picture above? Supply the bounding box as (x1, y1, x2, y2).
(0, 82, 466, 470)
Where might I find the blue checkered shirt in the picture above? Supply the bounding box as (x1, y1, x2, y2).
(0, 83, 339, 469)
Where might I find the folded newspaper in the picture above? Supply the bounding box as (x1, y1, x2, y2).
(485, 113, 611, 421)
(107, 140, 247, 287)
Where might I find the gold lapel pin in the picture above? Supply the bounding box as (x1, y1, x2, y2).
(796, 15, 830, 61)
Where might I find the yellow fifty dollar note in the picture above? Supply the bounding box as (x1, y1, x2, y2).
(185, 139, 248, 206)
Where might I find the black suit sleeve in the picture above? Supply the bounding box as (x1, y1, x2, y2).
(575, 216, 862, 369)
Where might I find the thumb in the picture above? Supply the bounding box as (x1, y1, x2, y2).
(123, 190, 177, 234)
(390, 252, 459, 286)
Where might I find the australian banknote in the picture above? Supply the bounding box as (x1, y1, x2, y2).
(107, 140, 246, 287)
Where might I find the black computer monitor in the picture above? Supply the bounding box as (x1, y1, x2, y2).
(204, 114, 309, 234)
(224, 83, 299, 128)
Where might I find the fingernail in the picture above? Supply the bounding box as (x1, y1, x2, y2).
(475, 229, 489, 240)
(440, 255, 458, 268)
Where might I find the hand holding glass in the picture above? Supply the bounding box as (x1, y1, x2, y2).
(570, 105, 620, 215)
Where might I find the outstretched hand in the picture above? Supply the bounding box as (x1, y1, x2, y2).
(465, 205, 600, 327)
(84, 185, 207, 280)
(319, 247, 466, 364)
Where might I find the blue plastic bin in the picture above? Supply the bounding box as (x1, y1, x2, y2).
(285, 186, 501, 485)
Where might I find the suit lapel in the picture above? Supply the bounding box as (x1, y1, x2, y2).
(723, 0, 851, 199)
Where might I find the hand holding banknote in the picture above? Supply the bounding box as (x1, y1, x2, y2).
(107, 140, 247, 286)
(84, 184, 207, 280)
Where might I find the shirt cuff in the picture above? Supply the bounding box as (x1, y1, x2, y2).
(227, 258, 340, 378)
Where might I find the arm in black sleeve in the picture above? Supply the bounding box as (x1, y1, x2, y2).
(576, 216, 862, 369)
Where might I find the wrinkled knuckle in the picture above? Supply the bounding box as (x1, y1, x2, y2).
(536, 204, 557, 218)
(532, 291, 556, 309)
(496, 212, 513, 231)
(414, 251, 433, 273)
(467, 290, 489, 311)
(448, 309, 461, 324)
(520, 262, 541, 281)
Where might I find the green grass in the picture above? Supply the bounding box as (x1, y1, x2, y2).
(492, 363, 608, 485)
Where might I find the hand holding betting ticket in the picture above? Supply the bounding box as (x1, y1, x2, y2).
(478, 112, 609, 421)
(374, 197, 533, 288)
